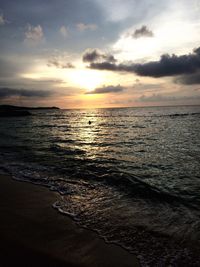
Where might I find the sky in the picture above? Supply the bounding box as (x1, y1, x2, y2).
(0, 0, 200, 108)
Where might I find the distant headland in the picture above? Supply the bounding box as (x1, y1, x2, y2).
(0, 105, 60, 117)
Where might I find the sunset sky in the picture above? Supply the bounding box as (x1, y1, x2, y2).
(0, 0, 200, 108)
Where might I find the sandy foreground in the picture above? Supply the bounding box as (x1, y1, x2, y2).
(0, 174, 139, 267)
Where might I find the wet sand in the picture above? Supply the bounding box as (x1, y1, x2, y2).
(0, 174, 139, 267)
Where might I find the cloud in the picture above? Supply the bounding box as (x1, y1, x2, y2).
(133, 82, 164, 92)
(47, 59, 74, 69)
(29, 78, 65, 84)
(175, 72, 200, 85)
(25, 24, 44, 44)
(59, 26, 69, 38)
(76, 23, 97, 32)
(0, 88, 53, 98)
(85, 85, 124, 94)
(0, 57, 37, 82)
(90, 61, 118, 70)
(89, 47, 200, 78)
(0, 58, 24, 78)
(138, 94, 176, 102)
(83, 49, 116, 63)
(0, 13, 6, 25)
(137, 93, 200, 102)
(132, 25, 154, 39)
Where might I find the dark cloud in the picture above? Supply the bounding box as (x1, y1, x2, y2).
(47, 59, 74, 69)
(83, 49, 116, 63)
(0, 77, 65, 92)
(85, 85, 124, 94)
(132, 25, 154, 39)
(0, 87, 53, 98)
(133, 49, 200, 77)
(89, 47, 200, 78)
(83, 49, 100, 62)
(175, 72, 200, 85)
(90, 62, 119, 71)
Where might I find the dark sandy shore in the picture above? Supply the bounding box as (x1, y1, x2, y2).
(0, 174, 139, 267)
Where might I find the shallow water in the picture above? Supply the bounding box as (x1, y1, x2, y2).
(0, 105, 200, 266)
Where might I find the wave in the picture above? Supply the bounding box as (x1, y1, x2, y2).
(1, 158, 200, 267)
(50, 145, 85, 155)
(168, 112, 200, 117)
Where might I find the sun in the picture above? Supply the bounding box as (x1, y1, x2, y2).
(68, 69, 105, 90)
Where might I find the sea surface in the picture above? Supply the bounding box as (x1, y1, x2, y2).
(0, 105, 200, 266)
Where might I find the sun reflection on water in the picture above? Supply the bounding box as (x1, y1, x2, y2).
(68, 109, 114, 160)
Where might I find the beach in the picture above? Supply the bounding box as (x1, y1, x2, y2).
(0, 174, 139, 267)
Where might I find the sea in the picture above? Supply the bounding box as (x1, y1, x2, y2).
(0, 105, 200, 266)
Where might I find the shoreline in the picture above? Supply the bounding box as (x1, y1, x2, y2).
(0, 173, 139, 267)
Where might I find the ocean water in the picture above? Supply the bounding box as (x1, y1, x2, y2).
(0, 105, 200, 266)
